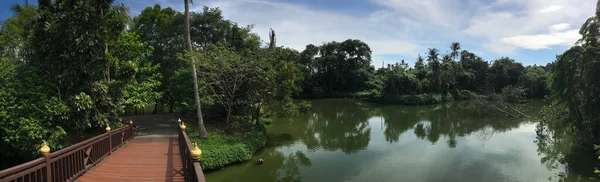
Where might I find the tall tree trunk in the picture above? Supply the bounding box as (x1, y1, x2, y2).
(226, 108, 231, 132)
(185, 0, 208, 138)
(255, 105, 260, 125)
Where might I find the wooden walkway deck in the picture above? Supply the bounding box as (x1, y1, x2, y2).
(77, 137, 184, 182)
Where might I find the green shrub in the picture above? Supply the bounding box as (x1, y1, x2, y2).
(456, 89, 474, 100)
(297, 101, 312, 113)
(501, 85, 526, 103)
(442, 93, 455, 101)
(260, 117, 273, 125)
(355, 89, 382, 101)
(186, 125, 266, 170)
(380, 93, 443, 105)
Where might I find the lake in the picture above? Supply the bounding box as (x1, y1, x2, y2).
(205, 99, 581, 182)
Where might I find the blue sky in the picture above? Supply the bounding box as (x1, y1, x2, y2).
(1, 0, 597, 67)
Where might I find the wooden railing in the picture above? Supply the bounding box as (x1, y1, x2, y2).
(0, 124, 136, 182)
(178, 130, 206, 182)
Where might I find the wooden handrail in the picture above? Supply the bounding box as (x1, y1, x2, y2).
(0, 124, 136, 182)
(178, 130, 206, 182)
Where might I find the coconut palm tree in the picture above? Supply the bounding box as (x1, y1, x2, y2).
(427, 48, 439, 62)
(450, 42, 461, 61)
(185, 0, 208, 138)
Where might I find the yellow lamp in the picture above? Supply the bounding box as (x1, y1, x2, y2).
(180, 122, 187, 131)
(129, 120, 133, 125)
(40, 141, 50, 156)
(190, 142, 202, 160)
(105, 125, 111, 132)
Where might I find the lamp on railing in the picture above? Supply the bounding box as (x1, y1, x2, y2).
(191, 141, 202, 160)
(105, 125, 111, 132)
(178, 118, 182, 124)
(130, 120, 133, 125)
(40, 141, 50, 156)
(180, 122, 187, 131)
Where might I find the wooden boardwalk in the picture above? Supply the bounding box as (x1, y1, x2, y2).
(77, 137, 184, 182)
(78, 114, 188, 182)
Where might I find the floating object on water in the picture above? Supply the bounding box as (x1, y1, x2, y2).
(258, 159, 264, 164)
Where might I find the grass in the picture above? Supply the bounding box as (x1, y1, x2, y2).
(185, 123, 267, 170)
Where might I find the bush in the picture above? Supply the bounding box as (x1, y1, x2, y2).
(297, 101, 312, 113)
(380, 93, 443, 105)
(186, 125, 266, 170)
(456, 89, 474, 100)
(501, 85, 525, 103)
(442, 93, 455, 101)
(260, 117, 273, 125)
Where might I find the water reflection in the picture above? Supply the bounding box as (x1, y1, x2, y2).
(302, 99, 372, 154)
(378, 101, 537, 148)
(206, 99, 560, 182)
(535, 119, 597, 182)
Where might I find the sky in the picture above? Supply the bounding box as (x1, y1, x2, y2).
(0, 0, 597, 68)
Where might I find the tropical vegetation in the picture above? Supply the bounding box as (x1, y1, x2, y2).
(2, 0, 600, 177)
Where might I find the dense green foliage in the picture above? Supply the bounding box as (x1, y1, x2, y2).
(0, 1, 148, 156)
(0, 1, 303, 159)
(533, 1, 600, 180)
(293, 39, 549, 105)
(2, 0, 590, 172)
(538, 0, 600, 150)
(187, 124, 266, 170)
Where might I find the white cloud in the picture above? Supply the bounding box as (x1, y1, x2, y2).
(184, 0, 425, 68)
(539, 5, 563, 13)
(463, 0, 594, 54)
(153, 0, 596, 64)
(501, 29, 580, 50)
(549, 23, 571, 32)
(484, 42, 518, 55)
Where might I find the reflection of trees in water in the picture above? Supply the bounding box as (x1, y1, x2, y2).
(255, 149, 312, 182)
(379, 101, 529, 148)
(251, 133, 312, 182)
(299, 99, 534, 150)
(252, 99, 551, 181)
(302, 99, 373, 154)
(535, 120, 597, 182)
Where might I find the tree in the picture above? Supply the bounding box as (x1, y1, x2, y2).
(110, 32, 162, 114)
(427, 48, 442, 93)
(269, 28, 276, 49)
(1, 0, 149, 157)
(458, 50, 488, 91)
(488, 57, 525, 92)
(427, 48, 440, 62)
(184, 0, 208, 138)
(132, 4, 185, 113)
(190, 45, 264, 128)
(302, 39, 373, 94)
(450, 42, 461, 61)
(190, 7, 261, 52)
(523, 65, 548, 98)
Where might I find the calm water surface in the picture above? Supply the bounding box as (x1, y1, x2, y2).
(205, 99, 570, 182)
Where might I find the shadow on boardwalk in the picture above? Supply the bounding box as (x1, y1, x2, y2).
(124, 114, 183, 138)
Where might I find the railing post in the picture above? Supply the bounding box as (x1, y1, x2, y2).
(45, 155, 52, 182)
(108, 127, 112, 154)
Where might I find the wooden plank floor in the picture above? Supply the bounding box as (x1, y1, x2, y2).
(77, 137, 185, 182)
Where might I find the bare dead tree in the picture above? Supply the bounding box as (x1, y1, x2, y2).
(269, 28, 276, 49)
(468, 83, 528, 118)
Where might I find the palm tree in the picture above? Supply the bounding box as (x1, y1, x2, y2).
(185, 0, 208, 138)
(427, 48, 439, 62)
(450, 42, 461, 61)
